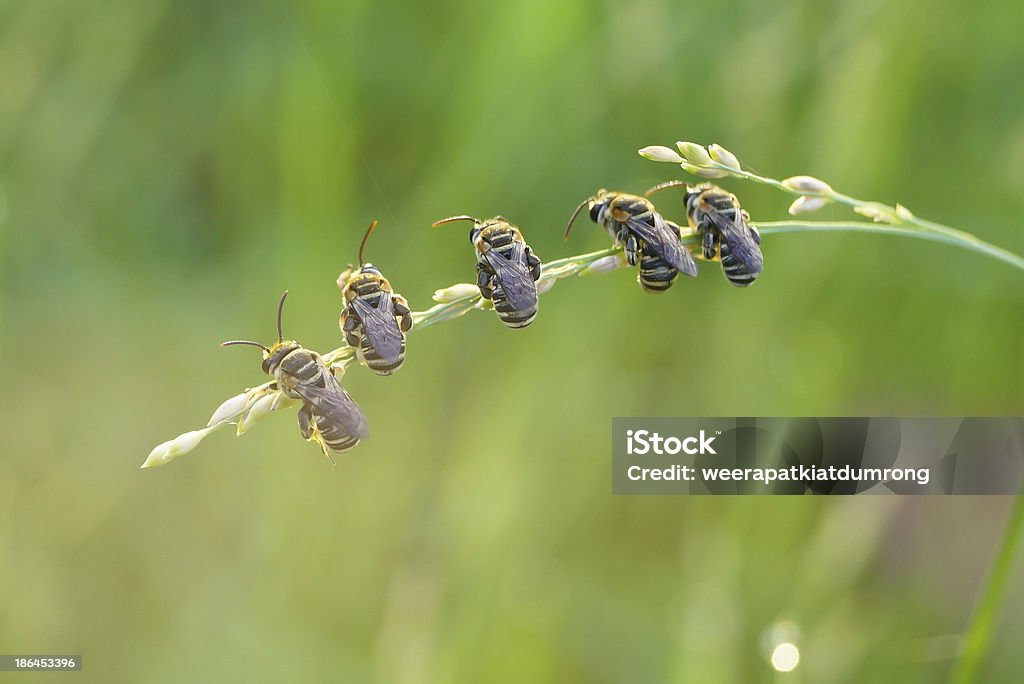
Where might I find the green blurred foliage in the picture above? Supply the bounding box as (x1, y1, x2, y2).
(1, 0, 1022, 681)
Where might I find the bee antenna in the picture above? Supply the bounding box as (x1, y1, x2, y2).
(431, 215, 478, 228)
(358, 219, 379, 265)
(644, 180, 688, 197)
(221, 340, 271, 353)
(276, 290, 289, 342)
(564, 198, 591, 242)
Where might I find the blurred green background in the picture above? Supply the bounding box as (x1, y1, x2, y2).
(1, 0, 1022, 681)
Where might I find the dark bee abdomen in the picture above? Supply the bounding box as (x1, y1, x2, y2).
(360, 335, 405, 375)
(638, 250, 679, 293)
(316, 413, 360, 453)
(719, 240, 758, 287)
(491, 283, 538, 329)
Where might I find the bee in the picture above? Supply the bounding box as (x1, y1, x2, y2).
(432, 215, 542, 329)
(222, 291, 369, 468)
(564, 189, 698, 293)
(646, 181, 763, 287)
(338, 220, 414, 376)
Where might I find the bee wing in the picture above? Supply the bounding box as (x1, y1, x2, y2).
(483, 242, 539, 311)
(625, 213, 699, 276)
(706, 209, 764, 275)
(293, 370, 370, 441)
(351, 292, 404, 363)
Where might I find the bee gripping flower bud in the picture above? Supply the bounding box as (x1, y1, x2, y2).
(708, 144, 741, 171)
(788, 196, 830, 215)
(432, 283, 480, 303)
(781, 175, 832, 194)
(207, 392, 251, 427)
(638, 146, 685, 163)
(141, 429, 211, 468)
(675, 141, 714, 166)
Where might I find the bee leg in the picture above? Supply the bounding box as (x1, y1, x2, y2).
(702, 230, 717, 261)
(393, 295, 414, 332)
(297, 403, 314, 440)
(624, 233, 640, 267)
(476, 263, 494, 300)
(341, 310, 361, 347)
(749, 223, 762, 245)
(319, 440, 337, 470)
(525, 246, 542, 282)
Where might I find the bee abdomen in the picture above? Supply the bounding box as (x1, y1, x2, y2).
(360, 335, 406, 375)
(317, 414, 361, 453)
(720, 241, 759, 287)
(638, 252, 679, 293)
(491, 287, 538, 329)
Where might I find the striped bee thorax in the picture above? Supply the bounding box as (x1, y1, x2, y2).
(272, 345, 329, 397)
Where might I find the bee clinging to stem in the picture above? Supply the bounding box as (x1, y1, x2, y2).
(222, 291, 369, 468)
(646, 181, 763, 287)
(564, 189, 698, 293)
(338, 220, 414, 376)
(432, 215, 542, 329)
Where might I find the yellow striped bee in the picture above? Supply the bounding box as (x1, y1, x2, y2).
(565, 189, 698, 293)
(432, 215, 542, 329)
(222, 291, 369, 468)
(647, 181, 763, 286)
(339, 220, 413, 376)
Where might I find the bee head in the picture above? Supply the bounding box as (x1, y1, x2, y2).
(359, 263, 382, 277)
(262, 340, 300, 375)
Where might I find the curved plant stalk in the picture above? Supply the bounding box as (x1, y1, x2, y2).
(144, 143, 1024, 468)
(640, 142, 1024, 272)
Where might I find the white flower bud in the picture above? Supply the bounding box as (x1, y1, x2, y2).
(854, 205, 896, 223)
(638, 146, 685, 163)
(788, 196, 830, 215)
(207, 392, 251, 427)
(681, 162, 728, 179)
(433, 283, 480, 302)
(583, 253, 628, 276)
(675, 141, 714, 166)
(237, 392, 279, 436)
(781, 175, 832, 194)
(141, 429, 210, 468)
(536, 277, 556, 294)
(708, 144, 741, 171)
(895, 203, 914, 221)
